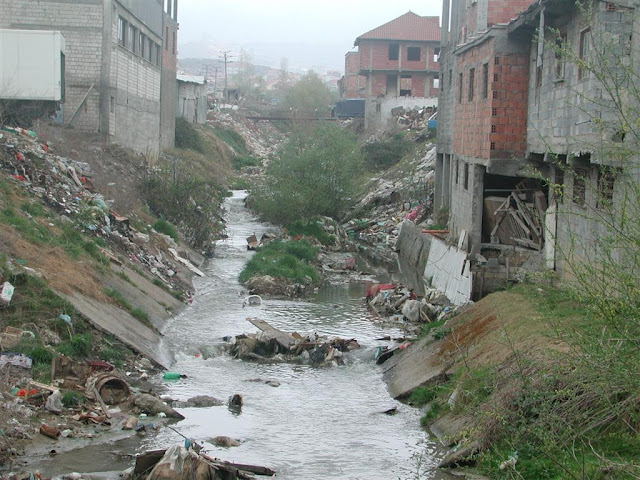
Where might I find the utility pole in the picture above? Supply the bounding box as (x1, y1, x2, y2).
(213, 66, 219, 97)
(220, 50, 232, 100)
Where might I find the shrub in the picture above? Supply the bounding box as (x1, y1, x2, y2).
(175, 117, 204, 153)
(252, 123, 363, 224)
(285, 218, 335, 246)
(362, 135, 414, 170)
(232, 155, 261, 170)
(57, 334, 92, 358)
(153, 219, 179, 242)
(62, 391, 85, 407)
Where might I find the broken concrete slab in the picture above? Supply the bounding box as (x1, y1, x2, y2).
(60, 291, 170, 368)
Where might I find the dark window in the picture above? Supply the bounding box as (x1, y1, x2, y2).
(491, 124, 496, 133)
(172, 31, 177, 54)
(156, 44, 162, 66)
(458, 73, 463, 104)
(597, 168, 616, 209)
(165, 26, 169, 50)
(490, 142, 496, 150)
(129, 25, 138, 53)
(555, 33, 567, 80)
(388, 44, 399, 61)
(407, 46, 421, 61)
(492, 90, 498, 99)
(468, 67, 475, 101)
(110, 96, 115, 113)
(463, 162, 469, 190)
(491, 107, 497, 116)
(118, 17, 127, 47)
(579, 28, 591, 80)
(573, 167, 588, 206)
(482, 63, 489, 99)
(493, 73, 498, 82)
(448, 69, 452, 89)
(494, 57, 500, 65)
(455, 160, 459, 184)
(139, 33, 146, 58)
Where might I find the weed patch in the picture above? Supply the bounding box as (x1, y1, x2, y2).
(239, 239, 319, 284)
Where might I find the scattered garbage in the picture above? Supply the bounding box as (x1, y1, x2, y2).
(0, 281, 14, 305)
(367, 283, 448, 324)
(39, 424, 61, 439)
(210, 436, 241, 448)
(226, 318, 360, 366)
(44, 389, 62, 414)
(0, 353, 33, 369)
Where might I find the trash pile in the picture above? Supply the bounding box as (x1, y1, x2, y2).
(209, 112, 284, 161)
(124, 445, 275, 480)
(226, 318, 360, 366)
(0, 125, 200, 295)
(390, 105, 437, 133)
(366, 283, 460, 324)
(344, 144, 436, 257)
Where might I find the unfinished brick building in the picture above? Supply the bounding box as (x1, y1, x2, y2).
(435, 0, 639, 284)
(339, 51, 366, 99)
(353, 12, 441, 129)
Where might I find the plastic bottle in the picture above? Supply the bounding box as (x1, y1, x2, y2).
(163, 372, 181, 380)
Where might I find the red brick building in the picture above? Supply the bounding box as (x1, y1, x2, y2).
(339, 51, 366, 99)
(435, 0, 535, 251)
(354, 12, 440, 98)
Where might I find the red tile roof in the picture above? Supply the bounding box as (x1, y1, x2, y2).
(355, 12, 441, 45)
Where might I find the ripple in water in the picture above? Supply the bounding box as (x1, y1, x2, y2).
(154, 191, 449, 480)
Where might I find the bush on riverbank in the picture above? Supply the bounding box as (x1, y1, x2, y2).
(238, 239, 319, 285)
(250, 123, 363, 224)
(284, 218, 336, 246)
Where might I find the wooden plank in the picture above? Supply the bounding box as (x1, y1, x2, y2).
(247, 318, 294, 351)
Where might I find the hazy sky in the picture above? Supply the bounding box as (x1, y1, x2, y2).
(177, 0, 443, 70)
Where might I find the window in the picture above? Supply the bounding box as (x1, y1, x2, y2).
(388, 44, 399, 61)
(455, 160, 459, 184)
(491, 107, 497, 116)
(433, 78, 440, 89)
(468, 67, 475, 101)
(573, 167, 588, 206)
(150, 41, 156, 64)
(400, 75, 412, 96)
(448, 69, 452, 89)
(490, 142, 496, 150)
(118, 17, 127, 47)
(463, 162, 469, 190)
(165, 26, 169, 50)
(494, 57, 500, 65)
(491, 124, 496, 133)
(139, 33, 146, 58)
(493, 90, 498, 99)
(172, 31, 177, 54)
(579, 28, 591, 80)
(110, 96, 115, 113)
(156, 44, 162, 66)
(482, 63, 489, 99)
(597, 168, 616, 209)
(458, 73, 463, 104)
(555, 33, 567, 80)
(129, 25, 138, 53)
(407, 46, 421, 61)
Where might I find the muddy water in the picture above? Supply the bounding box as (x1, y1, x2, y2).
(141, 191, 448, 479)
(25, 191, 449, 479)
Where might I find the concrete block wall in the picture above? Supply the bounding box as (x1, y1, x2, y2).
(448, 160, 484, 250)
(0, 0, 104, 131)
(527, 4, 634, 160)
(160, 14, 178, 150)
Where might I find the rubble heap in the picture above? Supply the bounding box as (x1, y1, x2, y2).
(0, 126, 200, 296)
(344, 144, 437, 264)
(226, 318, 360, 366)
(390, 105, 437, 133)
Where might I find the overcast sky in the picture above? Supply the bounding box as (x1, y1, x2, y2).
(177, 0, 443, 71)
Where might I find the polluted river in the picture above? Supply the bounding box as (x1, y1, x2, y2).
(29, 191, 449, 479)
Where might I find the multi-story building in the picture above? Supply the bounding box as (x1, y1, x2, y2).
(0, 0, 179, 156)
(352, 12, 441, 129)
(339, 51, 366, 99)
(435, 0, 639, 280)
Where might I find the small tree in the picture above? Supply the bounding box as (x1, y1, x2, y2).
(284, 71, 335, 117)
(252, 123, 363, 224)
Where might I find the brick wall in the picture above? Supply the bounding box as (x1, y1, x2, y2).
(453, 38, 528, 161)
(358, 40, 439, 73)
(486, 0, 532, 26)
(343, 52, 366, 98)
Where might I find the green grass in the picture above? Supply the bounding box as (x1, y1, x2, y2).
(131, 307, 149, 322)
(228, 177, 251, 190)
(105, 287, 133, 310)
(285, 218, 336, 246)
(212, 127, 248, 155)
(62, 391, 85, 407)
(239, 239, 319, 284)
(153, 219, 179, 242)
(57, 333, 93, 358)
(232, 155, 261, 170)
